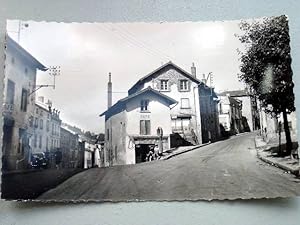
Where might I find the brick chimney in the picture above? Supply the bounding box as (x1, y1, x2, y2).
(191, 62, 196, 77)
(107, 72, 112, 109)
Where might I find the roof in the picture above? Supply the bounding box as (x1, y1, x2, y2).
(100, 87, 177, 118)
(218, 89, 249, 97)
(128, 61, 202, 95)
(6, 35, 48, 71)
(61, 125, 78, 135)
(35, 101, 50, 111)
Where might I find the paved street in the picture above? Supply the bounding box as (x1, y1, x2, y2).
(38, 132, 300, 201)
(1, 169, 83, 200)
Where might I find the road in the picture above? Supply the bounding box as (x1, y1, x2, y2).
(38, 132, 300, 201)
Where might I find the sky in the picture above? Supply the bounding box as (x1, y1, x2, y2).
(6, 19, 248, 133)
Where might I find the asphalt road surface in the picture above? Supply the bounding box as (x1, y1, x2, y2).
(38, 132, 300, 201)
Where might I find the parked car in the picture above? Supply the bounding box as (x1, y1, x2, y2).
(30, 152, 48, 169)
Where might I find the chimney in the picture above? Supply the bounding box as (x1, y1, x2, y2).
(191, 62, 196, 77)
(202, 74, 207, 84)
(107, 72, 112, 109)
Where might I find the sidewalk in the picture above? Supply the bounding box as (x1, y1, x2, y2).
(161, 142, 210, 160)
(255, 135, 300, 176)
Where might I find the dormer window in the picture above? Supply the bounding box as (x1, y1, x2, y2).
(160, 80, 169, 91)
(141, 99, 149, 112)
(179, 80, 189, 91)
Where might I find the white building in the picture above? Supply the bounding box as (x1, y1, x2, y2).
(218, 89, 260, 132)
(2, 36, 47, 170)
(218, 95, 243, 134)
(100, 87, 177, 166)
(31, 97, 61, 155)
(128, 61, 219, 144)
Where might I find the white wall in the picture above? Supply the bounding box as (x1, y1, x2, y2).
(133, 67, 202, 141)
(3, 46, 38, 168)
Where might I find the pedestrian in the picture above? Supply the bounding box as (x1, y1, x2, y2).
(55, 149, 62, 169)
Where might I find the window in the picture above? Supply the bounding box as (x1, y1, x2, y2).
(34, 118, 38, 128)
(140, 99, 149, 111)
(107, 129, 109, 140)
(6, 79, 15, 105)
(34, 134, 37, 148)
(36, 108, 39, 114)
(39, 135, 42, 148)
(140, 120, 151, 135)
(46, 120, 50, 132)
(160, 80, 169, 91)
(179, 80, 189, 91)
(29, 116, 33, 127)
(181, 98, 190, 109)
(46, 136, 49, 150)
(20, 89, 28, 112)
(40, 119, 43, 129)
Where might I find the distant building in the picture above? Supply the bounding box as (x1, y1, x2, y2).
(100, 87, 177, 166)
(31, 97, 61, 156)
(60, 125, 81, 168)
(2, 36, 47, 170)
(218, 95, 243, 134)
(218, 89, 260, 132)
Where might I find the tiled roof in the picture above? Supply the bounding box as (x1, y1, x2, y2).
(128, 61, 202, 95)
(100, 86, 177, 118)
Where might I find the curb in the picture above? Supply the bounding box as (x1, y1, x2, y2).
(257, 153, 299, 176)
(162, 142, 210, 160)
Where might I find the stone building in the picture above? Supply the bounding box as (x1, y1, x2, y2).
(100, 87, 177, 166)
(100, 62, 220, 166)
(218, 89, 260, 132)
(128, 61, 220, 145)
(218, 95, 243, 135)
(2, 36, 47, 170)
(60, 125, 81, 168)
(31, 97, 61, 156)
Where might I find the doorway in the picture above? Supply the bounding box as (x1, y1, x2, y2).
(135, 144, 154, 163)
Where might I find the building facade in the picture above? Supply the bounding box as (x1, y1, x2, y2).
(2, 36, 47, 170)
(128, 61, 220, 145)
(101, 87, 177, 166)
(218, 95, 243, 135)
(218, 89, 260, 132)
(31, 97, 61, 156)
(60, 125, 80, 168)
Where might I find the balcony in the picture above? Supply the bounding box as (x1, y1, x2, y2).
(2, 103, 15, 116)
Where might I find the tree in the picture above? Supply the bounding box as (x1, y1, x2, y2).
(237, 15, 295, 156)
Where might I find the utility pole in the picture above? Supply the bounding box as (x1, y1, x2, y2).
(28, 65, 61, 96)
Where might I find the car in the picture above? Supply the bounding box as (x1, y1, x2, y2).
(30, 152, 48, 169)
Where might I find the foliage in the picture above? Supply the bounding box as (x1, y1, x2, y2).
(237, 15, 295, 117)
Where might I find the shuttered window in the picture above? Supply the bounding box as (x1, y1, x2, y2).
(140, 120, 151, 135)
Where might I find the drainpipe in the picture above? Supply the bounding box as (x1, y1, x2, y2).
(193, 85, 200, 143)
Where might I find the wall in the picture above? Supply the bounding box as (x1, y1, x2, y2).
(133, 66, 202, 142)
(104, 110, 127, 166)
(3, 44, 37, 170)
(235, 96, 254, 131)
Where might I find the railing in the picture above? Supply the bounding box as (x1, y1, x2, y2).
(2, 103, 14, 115)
